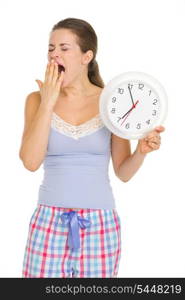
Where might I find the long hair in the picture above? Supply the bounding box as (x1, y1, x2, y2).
(51, 18, 105, 88)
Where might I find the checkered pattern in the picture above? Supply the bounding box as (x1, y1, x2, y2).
(22, 204, 122, 278)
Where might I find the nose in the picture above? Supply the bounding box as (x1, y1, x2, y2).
(50, 54, 62, 62)
(48, 52, 62, 64)
(48, 55, 60, 63)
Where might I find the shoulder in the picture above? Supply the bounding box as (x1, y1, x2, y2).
(20, 91, 41, 146)
(25, 90, 41, 105)
(23, 90, 41, 123)
(24, 90, 41, 112)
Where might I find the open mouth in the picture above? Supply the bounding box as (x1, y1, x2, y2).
(58, 64, 65, 73)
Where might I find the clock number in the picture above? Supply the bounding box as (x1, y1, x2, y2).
(118, 88, 124, 94)
(117, 117, 122, 122)
(112, 97, 117, 103)
(146, 119, 151, 125)
(111, 108, 116, 114)
(153, 99, 158, 105)
(136, 123, 141, 129)
(128, 83, 133, 90)
(149, 90, 152, 96)
(152, 110, 157, 116)
(138, 83, 144, 90)
(125, 123, 130, 129)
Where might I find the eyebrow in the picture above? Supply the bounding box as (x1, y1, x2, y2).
(49, 43, 71, 46)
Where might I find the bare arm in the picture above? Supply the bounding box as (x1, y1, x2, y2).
(111, 133, 147, 182)
(116, 147, 147, 182)
(19, 60, 64, 171)
(19, 93, 54, 171)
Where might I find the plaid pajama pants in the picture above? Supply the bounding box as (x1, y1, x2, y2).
(22, 204, 122, 278)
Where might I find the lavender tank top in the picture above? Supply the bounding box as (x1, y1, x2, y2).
(37, 112, 116, 209)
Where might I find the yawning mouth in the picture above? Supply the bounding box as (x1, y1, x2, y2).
(58, 64, 65, 73)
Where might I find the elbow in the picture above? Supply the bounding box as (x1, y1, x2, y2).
(123, 178, 130, 182)
(119, 177, 130, 183)
(19, 152, 40, 172)
(22, 160, 39, 172)
(25, 164, 39, 172)
(115, 172, 129, 183)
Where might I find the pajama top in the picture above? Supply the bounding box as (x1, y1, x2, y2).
(37, 112, 116, 209)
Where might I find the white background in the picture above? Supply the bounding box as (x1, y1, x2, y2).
(0, 0, 184, 277)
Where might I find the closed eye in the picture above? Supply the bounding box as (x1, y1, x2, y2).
(48, 49, 68, 52)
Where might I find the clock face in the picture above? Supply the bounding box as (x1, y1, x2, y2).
(107, 80, 161, 136)
(99, 72, 168, 140)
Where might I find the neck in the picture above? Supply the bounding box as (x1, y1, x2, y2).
(60, 75, 96, 100)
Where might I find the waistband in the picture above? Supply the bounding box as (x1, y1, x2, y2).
(38, 204, 114, 212)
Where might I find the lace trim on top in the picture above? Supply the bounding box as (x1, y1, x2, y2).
(51, 112, 105, 140)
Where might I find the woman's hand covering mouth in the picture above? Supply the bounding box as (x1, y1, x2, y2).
(54, 59, 65, 73)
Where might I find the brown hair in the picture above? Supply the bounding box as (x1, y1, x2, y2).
(51, 18, 105, 88)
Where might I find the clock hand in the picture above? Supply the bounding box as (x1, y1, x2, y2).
(121, 100, 139, 126)
(119, 100, 138, 121)
(128, 85, 135, 106)
(120, 105, 135, 120)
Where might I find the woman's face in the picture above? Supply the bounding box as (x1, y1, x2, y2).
(48, 28, 92, 88)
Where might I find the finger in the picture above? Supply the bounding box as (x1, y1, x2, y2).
(147, 135, 161, 143)
(47, 60, 55, 83)
(56, 70, 64, 88)
(146, 126, 165, 139)
(145, 133, 158, 140)
(44, 62, 50, 82)
(35, 79, 43, 90)
(153, 139, 161, 145)
(145, 129, 160, 139)
(148, 140, 160, 148)
(53, 62, 59, 84)
(148, 143, 160, 151)
(155, 126, 165, 132)
(146, 130, 163, 139)
(150, 135, 161, 143)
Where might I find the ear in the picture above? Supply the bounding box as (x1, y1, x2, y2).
(82, 49, 94, 65)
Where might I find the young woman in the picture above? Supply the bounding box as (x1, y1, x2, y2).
(19, 18, 165, 278)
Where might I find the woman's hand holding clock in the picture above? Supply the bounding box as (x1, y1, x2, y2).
(136, 125, 165, 154)
(100, 72, 167, 183)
